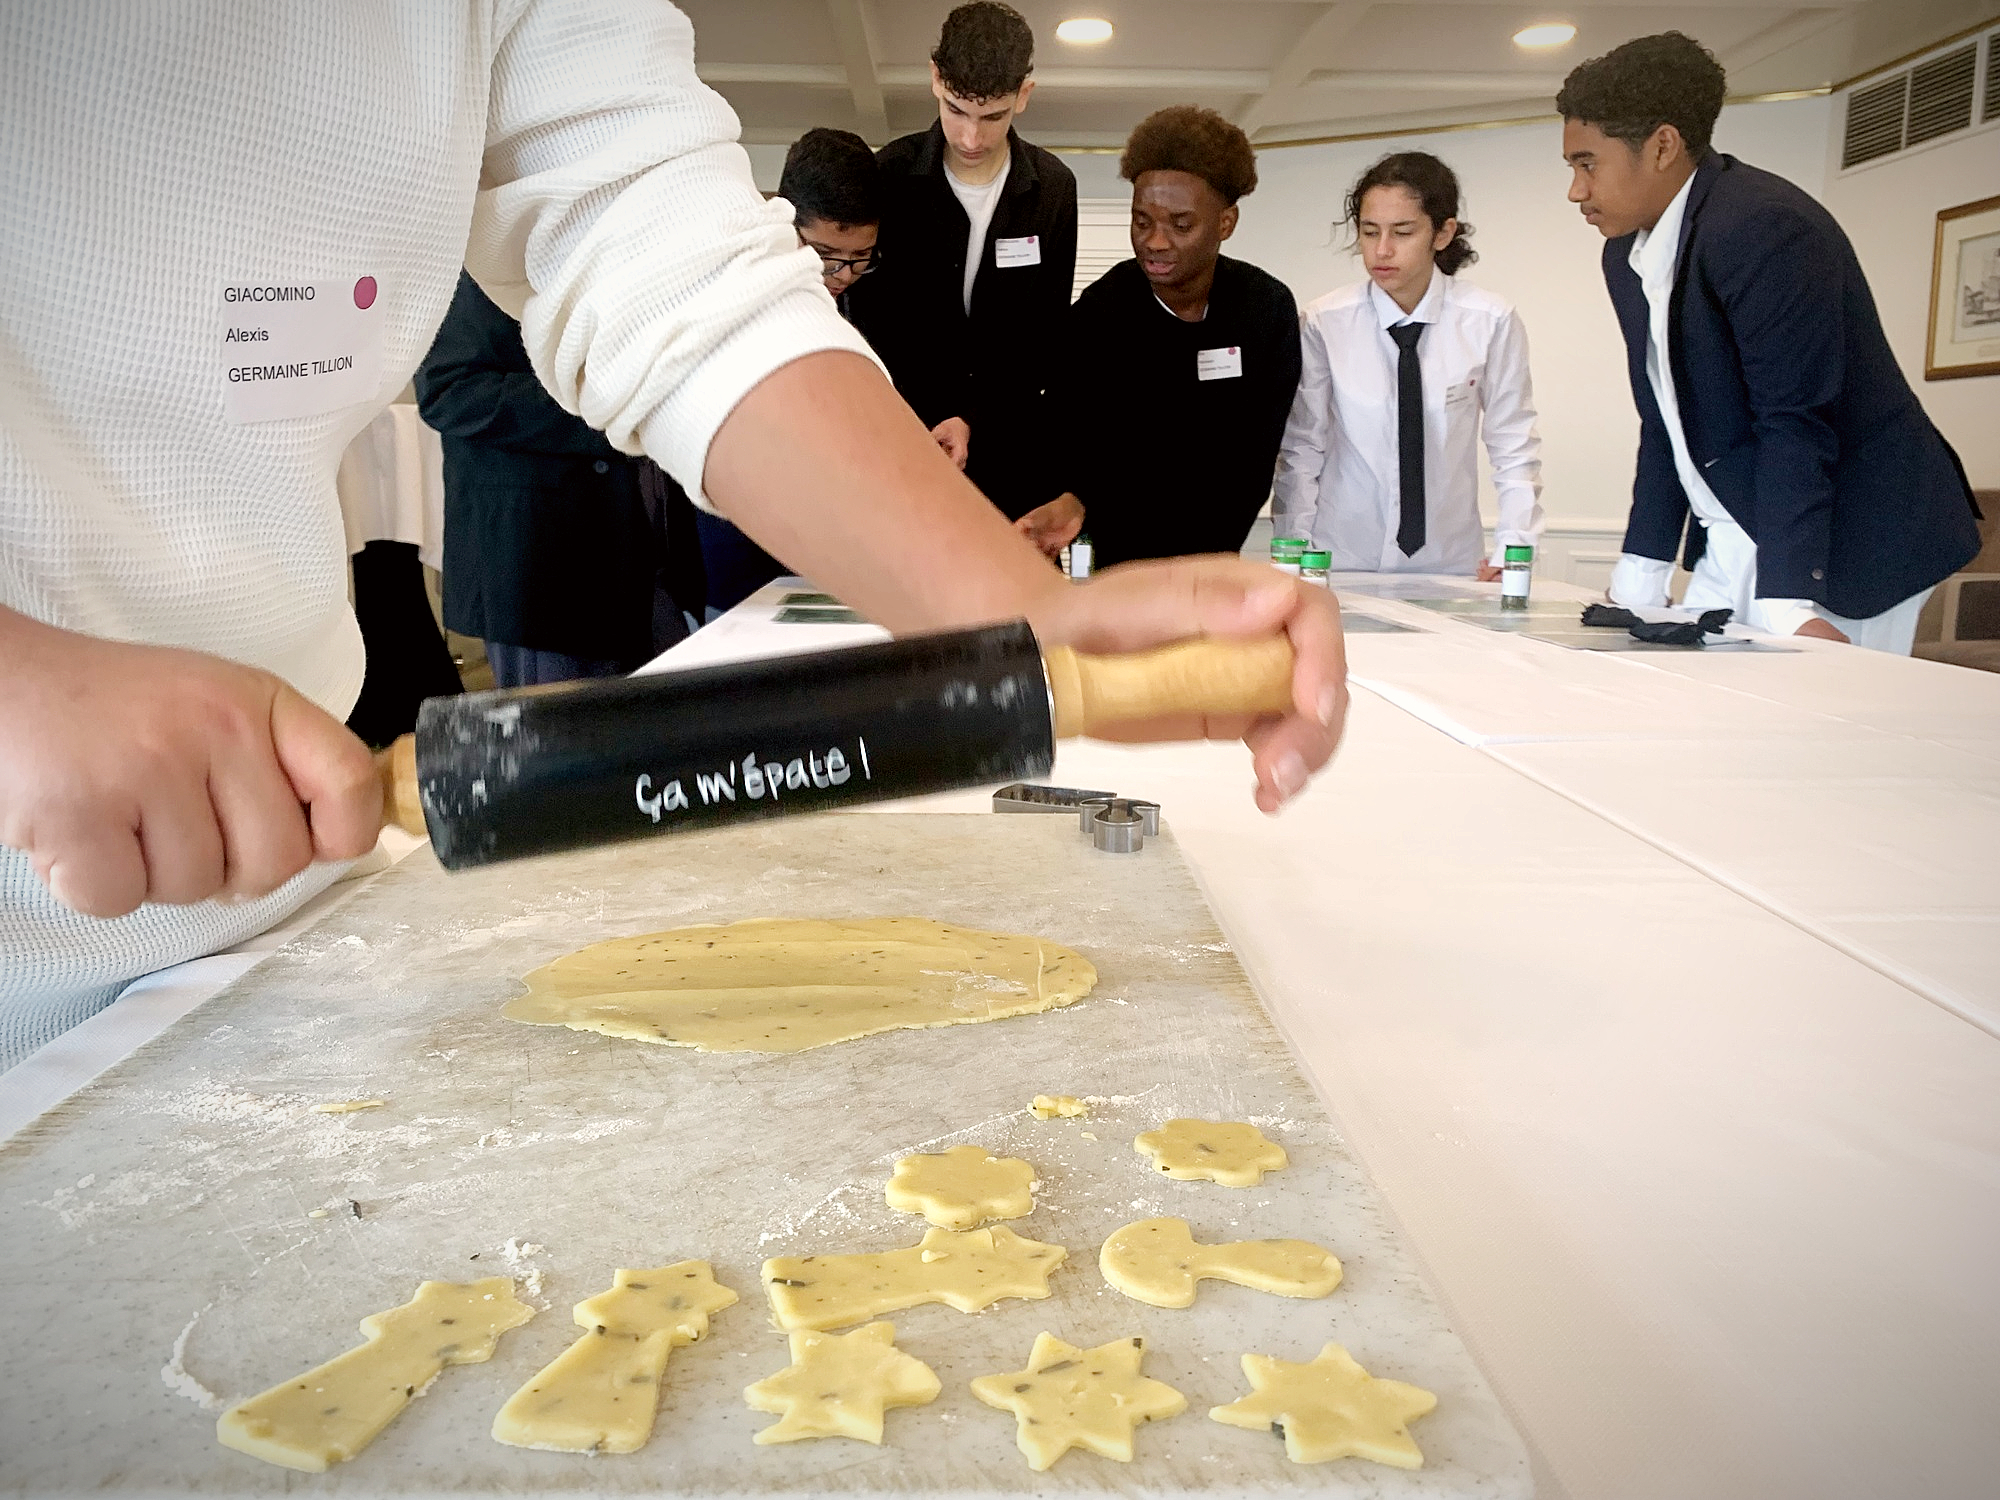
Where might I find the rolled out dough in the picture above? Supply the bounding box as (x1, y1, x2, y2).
(504, 917, 1096, 1053)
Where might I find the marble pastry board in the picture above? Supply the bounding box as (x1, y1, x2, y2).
(0, 814, 1530, 1499)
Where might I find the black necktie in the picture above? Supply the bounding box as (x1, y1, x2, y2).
(1388, 321, 1426, 556)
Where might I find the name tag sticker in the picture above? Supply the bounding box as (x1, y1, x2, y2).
(1443, 379, 1474, 408)
(221, 277, 386, 424)
(994, 236, 1041, 268)
(1197, 346, 1243, 381)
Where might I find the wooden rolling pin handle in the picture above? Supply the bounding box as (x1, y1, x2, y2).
(1045, 636, 1298, 739)
(374, 734, 428, 837)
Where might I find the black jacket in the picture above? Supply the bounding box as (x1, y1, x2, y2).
(1054, 257, 1300, 568)
(416, 272, 681, 659)
(1603, 152, 1979, 617)
(849, 123, 1077, 517)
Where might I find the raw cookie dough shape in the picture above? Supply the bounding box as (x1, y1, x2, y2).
(884, 1144, 1037, 1229)
(492, 1261, 737, 1454)
(1031, 1095, 1087, 1119)
(763, 1226, 1066, 1332)
(504, 916, 1096, 1053)
(1134, 1118, 1288, 1187)
(216, 1278, 534, 1473)
(1099, 1217, 1341, 1308)
(970, 1332, 1187, 1471)
(1209, 1342, 1437, 1468)
(744, 1321, 942, 1444)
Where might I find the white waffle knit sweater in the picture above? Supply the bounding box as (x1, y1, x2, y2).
(0, 0, 873, 1011)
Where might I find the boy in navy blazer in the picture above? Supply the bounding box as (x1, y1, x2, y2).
(1558, 32, 1979, 652)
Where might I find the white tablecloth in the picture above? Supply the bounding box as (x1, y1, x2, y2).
(5, 576, 1996, 1500)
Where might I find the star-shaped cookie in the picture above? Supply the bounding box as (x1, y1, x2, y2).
(1133, 1118, 1288, 1187)
(744, 1322, 941, 1444)
(885, 1143, 1037, 1228)
(1209, 1342, 1437, 1467)
(971, 1332, 1186, 1470)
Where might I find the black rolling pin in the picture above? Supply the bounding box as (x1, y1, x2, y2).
(373, 620, 1295, 870)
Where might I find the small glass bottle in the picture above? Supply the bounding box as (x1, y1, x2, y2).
(1068, 533, 1094, 580)
(1270, 536, 1307, 576)
(1499, 544, 1533, 610)
(1299, 549, 1332, 586)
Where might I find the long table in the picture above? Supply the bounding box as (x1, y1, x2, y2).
(5, 574, 1997, 1500)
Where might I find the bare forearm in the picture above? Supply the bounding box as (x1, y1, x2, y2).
(702, 352, 1066, 636)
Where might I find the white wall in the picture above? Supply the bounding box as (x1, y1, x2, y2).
(1821, 118, 2000, 489)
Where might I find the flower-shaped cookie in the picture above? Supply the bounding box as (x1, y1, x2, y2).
(884, 1143, 1036, 1228)
(1133, 1118, 1288, 1187)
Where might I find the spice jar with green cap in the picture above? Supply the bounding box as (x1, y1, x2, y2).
(1500, 544, 1533, 610)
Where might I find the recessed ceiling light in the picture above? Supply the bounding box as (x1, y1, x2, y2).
(1055, 18, 1114, 45)
(1513, 22, 1577, 49)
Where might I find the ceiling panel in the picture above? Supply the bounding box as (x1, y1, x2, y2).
(677, 0, 2000, 150)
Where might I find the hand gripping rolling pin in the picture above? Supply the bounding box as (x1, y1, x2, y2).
(375, 622, 1295, 870)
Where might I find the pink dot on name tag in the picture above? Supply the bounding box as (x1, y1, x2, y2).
(353, 276, 378, 310)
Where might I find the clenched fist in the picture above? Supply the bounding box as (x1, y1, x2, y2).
(0, 607, 382, 918)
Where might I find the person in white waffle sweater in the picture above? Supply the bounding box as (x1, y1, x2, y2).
(0, 1, 1348, 1067)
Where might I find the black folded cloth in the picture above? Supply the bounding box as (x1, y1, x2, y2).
(1580, 603, 1640, 628)
(1578, 602, 1732, 646)
(1627, 608, 1734, 647)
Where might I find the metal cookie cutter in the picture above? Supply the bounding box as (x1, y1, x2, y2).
(992, 783, 1118, 814)
(990, 784, 1160, 855)
(1076, 797, 1160, 854)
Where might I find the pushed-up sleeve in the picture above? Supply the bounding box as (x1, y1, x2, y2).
(464, 0, 879, 507)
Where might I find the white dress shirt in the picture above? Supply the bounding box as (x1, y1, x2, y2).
(1275, 271, 1543, 574)
(1606, 175, 1929, 650)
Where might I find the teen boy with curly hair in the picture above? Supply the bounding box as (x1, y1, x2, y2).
(1019, 106, 1300, 568)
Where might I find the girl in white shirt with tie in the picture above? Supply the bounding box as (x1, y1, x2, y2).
(1276, 152, 1543, 578)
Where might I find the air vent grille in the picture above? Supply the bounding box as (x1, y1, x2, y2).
(1908, 43, 1977, 144)
(1986, 32, 2000, 122)
(1842, 73, 1908, 167)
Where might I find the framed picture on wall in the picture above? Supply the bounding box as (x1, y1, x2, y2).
(1927, 193, 2000, 381)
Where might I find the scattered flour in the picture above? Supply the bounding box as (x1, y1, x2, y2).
(161, 1306, 221, 1411)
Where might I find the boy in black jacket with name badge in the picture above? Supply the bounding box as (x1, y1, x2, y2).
(1021, 107, 1300, 568)
(849, 2, 1077, 520)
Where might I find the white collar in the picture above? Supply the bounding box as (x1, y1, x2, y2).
(1369, 268, 1447, 330)
(1154, 292, 1208, 322)
(1629, 170, 1699, 281)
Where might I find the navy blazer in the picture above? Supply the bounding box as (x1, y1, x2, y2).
(1604, 153, 1978, 619)
(416, 273, 676, 660)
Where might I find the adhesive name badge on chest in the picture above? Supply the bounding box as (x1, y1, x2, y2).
(1196, 347, 1243, 381)
(994, 236, 1041, 268)
(220, 277, 387, 423)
